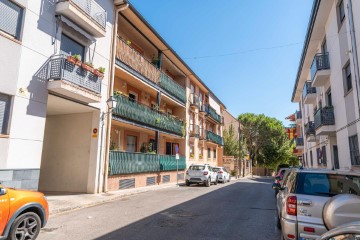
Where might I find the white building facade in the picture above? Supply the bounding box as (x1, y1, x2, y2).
(292, 0, 360, 170)
(0, 0, 117, 193)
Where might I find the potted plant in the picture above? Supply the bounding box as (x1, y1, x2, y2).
(66, 54, 82, 66)
(82, 61, 94, 73)
(94, 67, 105, 78)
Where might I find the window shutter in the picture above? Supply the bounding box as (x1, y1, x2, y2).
(0, 0, 23, 39)
(0, 93, 10, 134)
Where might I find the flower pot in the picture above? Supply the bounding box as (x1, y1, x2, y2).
(66, 56, 82, 66)
(93, 69, 104, 78)
(82, 63, 94, 73)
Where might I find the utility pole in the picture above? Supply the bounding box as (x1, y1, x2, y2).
(238, 120, 242, 178)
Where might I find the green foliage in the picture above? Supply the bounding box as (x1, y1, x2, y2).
(239, 113, 293, 170)
(223, 124, 239, 157)
(230, 170, 237, 177)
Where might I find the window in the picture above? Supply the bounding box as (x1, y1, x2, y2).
(213, 149, 216, 159)
(0, 93, 11, 135)
(128, 92, 137, 103)
(349, 135, 360, 166)
(322, 146, 327, 167)
(0, 0, 23, 40)
(60, 34, 85, 61)
(322, 39, 328, 54)
(166, 142, 172, 155)
(310, 150, 313, 167)
(326, 89, 333, 107)
(339, 0, 345, 23)
(207, 148, 211, 158)
(344, 63, 352, 92)
(126, 136, 137, 152)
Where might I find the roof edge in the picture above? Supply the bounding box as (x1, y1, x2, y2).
(124, 1, 227, 109)
(291, 0, 321, 102)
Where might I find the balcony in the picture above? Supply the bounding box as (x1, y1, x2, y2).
(112, 94, 185, 137)
(56, 0, 107, 37)
(304, 121, 316, 142)
(189, 124, 199, 138)
(303, 81, 317, 104)
(295, 111, 302, 124)
(116, 38, 186, 104)
(199, 104, 207, 115)
(189, 93, 200, 109)
(205, 105, 222, 124)
(314, 107, 336, 135)
(108, 152, 186, 175)
(47, 55, 101, 103)
(206, 130, 224, 146)
(311, 53, 330, 87)
(295, 137, 304, 150)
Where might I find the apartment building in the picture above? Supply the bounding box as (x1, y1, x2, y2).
(0, 0, 117, 193)
(286, 112, 304, 163)
(105, 3, 225, 191)
(292, 0, 360, 170)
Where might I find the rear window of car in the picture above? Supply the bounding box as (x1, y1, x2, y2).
(296, 173, 360, 197)
(213, 168, 221, 172)
(189, 165, 205, 171)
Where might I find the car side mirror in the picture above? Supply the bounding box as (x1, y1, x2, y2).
(0, 187, 7, 196)
(272, 183, 281, 191)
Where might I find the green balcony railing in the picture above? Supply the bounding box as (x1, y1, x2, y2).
(159, 73, 186, 104)
(205, 105, 222, 123)
(109, 152, 160, 175)
(206, 130, 224, 146)
(113, 94, 185, 136)
(116, 38, 186, 104)
(159, 155, 186, 171)
(109, 152, 186, 175)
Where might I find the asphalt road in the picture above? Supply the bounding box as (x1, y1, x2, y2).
(38, 177, 281, 240)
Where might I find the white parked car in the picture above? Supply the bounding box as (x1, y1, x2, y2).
(213, 167, 230, 183)
(185, 164, 218, 187)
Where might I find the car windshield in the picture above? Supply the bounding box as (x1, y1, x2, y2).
(189, 165, 205, 171)
(296, 173, 360, 197)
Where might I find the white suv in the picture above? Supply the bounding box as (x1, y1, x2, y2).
(185, 164, 218, 187)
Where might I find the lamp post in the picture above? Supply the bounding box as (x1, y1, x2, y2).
(98, 96, 117, 193)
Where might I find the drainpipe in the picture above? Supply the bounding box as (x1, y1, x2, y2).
(348, 0, 360, 116)
(100, 1, 129, 193)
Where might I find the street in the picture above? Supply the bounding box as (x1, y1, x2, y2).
(38, 177, 280, 240)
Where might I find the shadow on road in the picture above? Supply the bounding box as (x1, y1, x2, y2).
(95, 178, 280, 240)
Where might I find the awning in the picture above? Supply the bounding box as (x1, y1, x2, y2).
(59, 15, 96, 42)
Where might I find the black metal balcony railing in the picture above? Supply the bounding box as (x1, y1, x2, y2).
(205, 104, 222, 124)
(112, 94, 185, 136)
(189, 93, 200, 107)
(303, 81, 317, 99)
(48, 54, 101, 93)
(190, 124, 199, 138)
(314, 107, 335, 129)
(295, 111, 302, 120)
(116, 38, 186, 104)
(296, 137, 304, 146)
(206, 130, 224, 146)
(311, 53, 330, 81)
(109, 151, 186, 175)
(305, 121, 315, 136)
(59, 0, 107, 29)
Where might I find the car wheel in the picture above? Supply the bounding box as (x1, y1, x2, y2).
(276, 209, 281, 229)
(214, 177, 218, 185)
(186, 180, 190, 186)
(8, 212, 41, 240)
(205, 178, 211, 187)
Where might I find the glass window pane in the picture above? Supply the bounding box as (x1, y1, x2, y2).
(60, 34, 85, 61)
(0, 0, 22, 39)
(0, 93, 10, 134)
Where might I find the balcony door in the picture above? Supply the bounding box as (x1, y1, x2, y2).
(333, 145, 339, 169)
(60, 34, 85, 61)
(322, 39, 327, 54)
(126, 136, 137, 152)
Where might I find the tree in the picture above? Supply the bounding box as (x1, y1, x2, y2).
(223, 124, 239, 157)
(239, 113, 293, 171)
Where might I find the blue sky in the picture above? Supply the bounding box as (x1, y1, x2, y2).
(129, 0, 313, 125)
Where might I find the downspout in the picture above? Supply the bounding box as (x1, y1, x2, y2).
(348, 0, 360, 115)
(100, 1, 129, 193)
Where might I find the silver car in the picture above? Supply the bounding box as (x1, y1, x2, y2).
(213, 167, 231, 183)
(274, 168, 360, 240)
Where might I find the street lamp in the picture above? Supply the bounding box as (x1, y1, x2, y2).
(106, 96, 117, 110)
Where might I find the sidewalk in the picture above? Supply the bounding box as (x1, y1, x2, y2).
(46, 176, 251, 216)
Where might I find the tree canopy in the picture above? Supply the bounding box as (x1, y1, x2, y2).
(238, 113, 294, 170)
(223, 124, 239, 157)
